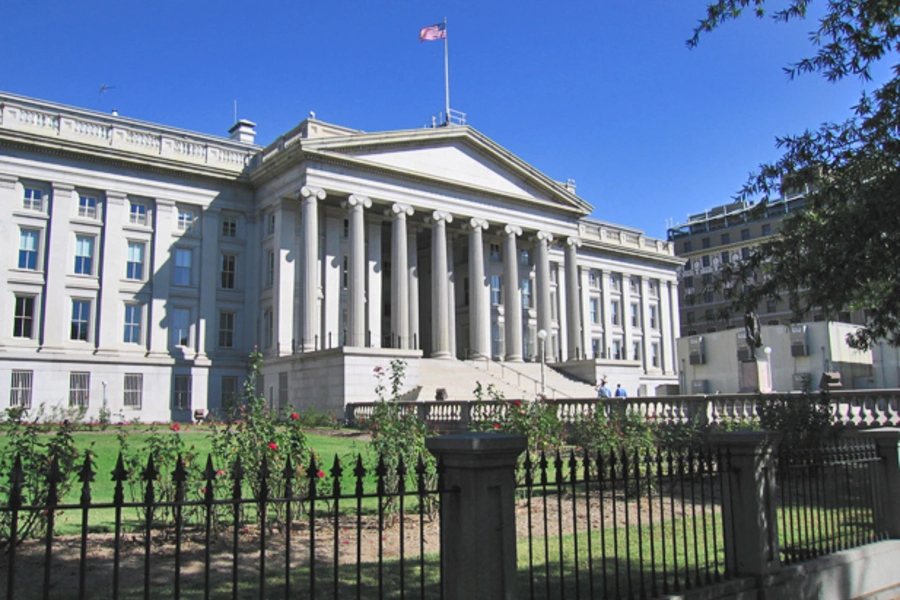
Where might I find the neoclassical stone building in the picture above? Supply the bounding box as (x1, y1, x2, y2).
(0, 91, 682, 422)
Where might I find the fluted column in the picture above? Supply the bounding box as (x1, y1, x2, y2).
(467, 218, 490, 359)
(564, 237, 583, 360)
(408, 226, 420, 349)
(429, 211, 453, 358)
(534, 231, 554, 346)
(503, 225, 523, 362)
(300, 186, 326, 351)
(343, 194, 371, 347)
(390, 203, 414, 348)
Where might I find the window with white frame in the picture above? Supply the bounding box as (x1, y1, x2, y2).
(266, 250, 275, 287)
(18, 229, 40, 270)
(588, 270, 599, 288)
(649, 280, 659, 297)
(609, 273, 622, 292)
(521, 279, 532, 309)
(550, 291, 558, 320)
(172, 308, 190, 347)
(519, 249, 530, 267)
(589, 297, 600, 324)
(221, 254, 236, 289)
(491, 323, 504, 358)
(124, 304, 142, 344)
(612, 339, 622, 360)
(78, 195, 98, 219)
(341, 256, 348, 290)
(124, 373, 143, 408)
(651, 342, 660, 367)
(221, 216, 237, 238)
(219, 311, 235, 348)
(129, 200, 148, 226)
(23, 187, 44, 212)
(177, 208, 196, 232)
(490, 275, 502, 305)
(74, 236, 94, 275)
(592, 338, 601, 359)
(630, 303, 640, 327)
(632, 341, 641, 361)
(173, 375, 192, 410)
(630, 277, 640, 294)
(268, 214, 276, 236)
(649, 305, 658, 329)
(13, 296, 35, 338)
(174, 248, 192, 285)
(610, 300, 620, 326)
(126, 242, 145, 280)
(69, 372, 90, 407)
(489, 243, 501, 262)
(10, 370, 33, 408)
(71, 300, 91, 341)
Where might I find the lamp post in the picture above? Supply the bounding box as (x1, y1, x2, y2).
(764, 346, 773, 392)
(537, 329, 547, 398)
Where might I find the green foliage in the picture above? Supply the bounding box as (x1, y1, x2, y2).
(491, 400, 564, 454)
(568, 408, 656, 457)
(692, 0, 900, 349)
(472, 380, 505, 402)
(292, 407, 342, 430)
(0, 415, 82, 542)
(755, 391, 838, 447)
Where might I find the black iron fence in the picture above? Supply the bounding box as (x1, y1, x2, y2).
(0, 452, 448, 600)
(515, 448, 734, 599)
(776, 440, 889, 565)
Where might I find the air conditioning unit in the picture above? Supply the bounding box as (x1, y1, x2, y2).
(790, 324, 809, 356)
(691, 380, 709, 394)
(689, 336, 706, 365)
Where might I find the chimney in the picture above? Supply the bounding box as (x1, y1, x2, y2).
(229, 119, 257, 144)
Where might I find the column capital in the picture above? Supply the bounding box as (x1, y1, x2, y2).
(566, 236, 583, 248)
(466, 217, 489, 231)
(105, 190, 127, 204)
(428, 210, 454, 225)
(503, 224, 522, 237)
(388, 202, 414, 217)
(300, 186, 327, 200)
(534, 230, 554, 243)
(344, 194, 372, 209)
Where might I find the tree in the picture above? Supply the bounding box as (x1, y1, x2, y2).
(690, 0, 900, 350)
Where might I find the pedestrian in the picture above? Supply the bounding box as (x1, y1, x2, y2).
(597, 377, 612, 398)
(614, 384, 628, 398)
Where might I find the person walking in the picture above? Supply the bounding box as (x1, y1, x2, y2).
(597, 377, 612, 398)
(614, 384, 628, 398)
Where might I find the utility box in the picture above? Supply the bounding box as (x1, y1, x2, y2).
(689, 336, 706, 365)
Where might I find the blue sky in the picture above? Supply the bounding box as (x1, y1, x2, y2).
(0, 0, 888, 239)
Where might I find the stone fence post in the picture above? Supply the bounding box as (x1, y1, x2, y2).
(425, 432, 527, 600)
(861, 427, 900, 538)
(709, 431, 782, 578)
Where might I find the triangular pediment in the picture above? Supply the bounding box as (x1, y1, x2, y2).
(301, 126, 592, 214)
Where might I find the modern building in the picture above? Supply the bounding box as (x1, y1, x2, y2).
(0, 91, 682, 422)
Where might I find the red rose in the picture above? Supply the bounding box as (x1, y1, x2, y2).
(317, 470, 325, 478)
(268, 442, 278, 450)
(513, 400, 521, 407)
(201, 487, 207, 495)
(171, 423, 180, 432)
(290, 413, 299, 420)
(493, 423, 500, 429)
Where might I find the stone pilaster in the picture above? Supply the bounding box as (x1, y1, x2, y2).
(148, 198, 175, 356)
(467, 218, 490, 359)
(429, 211, 453, 358)
(41, 183, 74, 351)
(197, 208, 219, 361)
(502, 225, 523, 362)
(97, 191, 127, 354)
(343, 194, 371, 347)
(299, 186, 326, 351)
(564, 237, 582, 360)
(389, 204, 414, 349)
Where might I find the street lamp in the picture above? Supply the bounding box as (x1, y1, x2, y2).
(764, 346, 773, 392)
(537, 329, 548, 398)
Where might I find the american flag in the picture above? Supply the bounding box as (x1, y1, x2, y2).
(419, 23, 446, 42)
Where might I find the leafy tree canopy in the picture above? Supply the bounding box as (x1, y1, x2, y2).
(691, 0, 900, 350)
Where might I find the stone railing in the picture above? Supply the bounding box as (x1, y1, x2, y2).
(0, 93, 257, 174)
(346, 389, 900, 431)
(578, 220, 674, 256)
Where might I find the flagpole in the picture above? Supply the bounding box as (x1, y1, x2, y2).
(443, 16, 450, 124)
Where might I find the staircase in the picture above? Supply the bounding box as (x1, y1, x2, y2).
(412, 359, 526, 402)
(465, 359, 598, 400)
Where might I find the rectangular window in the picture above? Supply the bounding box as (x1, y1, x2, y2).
(18, 229, 39, 270)
(10, 370, 33, 408)
(687, 311, 695, 324)
(268, 214, 276, 236)
(221, 217, 237, 238)
(761, 224, 772, 236)
(174, 248, 191, 285)
(684, 276, 694, 288)
(741, 247, 751, 260)
(74, 236, 94, 275)
(701, 237, 711, 249)
(721, 233, 730, 245)
(630, 303, 640, 327)
(609, 273, 621, 292)
(267, 251, 276, 287)
(489, 243, 501, 262)
(69, 372, 90, 408)
(588, 270, 598, 288)
(78, 195, 97, 219)
(704, 291, 715, 303)
(221, 254, 236, 289)
(263, 308, 274, 349)
(23, 187, 43, 212)
(629, 277, 640, 294)
(683, 241, 693, 252)
(685, 294, 695, 306)
(129, 201, 148, 225)
(702, 255, 711, 268)
(124, 304, 142, 344)
(651, 343, 660, 367)
(649, 305, 658, 329)
(219, 311, 235, 348)
(71, 300, 91, 341)
(13, 296, 35, 338)
(172, 308, 190, 347)
(491, 324, 504, 358)
(610, 300, 620, 326)
(721, 251, 730, 264)
(702, 273, 712, 285)
(490, 275, 502, 305)
(592, 338, 601, 359)
(612, 339, 622, 360)
(741, 229, 750, 241)
(278, 372, 289, 413)
(589, 298, 599, 324)
(173, 375, 192, 410)
(521, 279, 532, 309)
(127, 242, 145, 280)
(632, 342, 641, 361)
(221, 376, 238, 413)
(124, 373, 143, 408)
(177, 208, 195, 232)
(342, 219, 349, 238)
(550, 291, 558, 320)
(519, 249, 530, 267)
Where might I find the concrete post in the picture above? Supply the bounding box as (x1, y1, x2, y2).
(425, 433, 526, 600)
(708, 431, 782, 578)
(861, 427, 900, 538)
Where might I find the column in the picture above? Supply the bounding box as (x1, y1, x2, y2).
(622, 274, 633, 360)
(600, 272, 612, 359)
(343, 194, 370, 347)
(408, 226, 420, 350)
(467, 218, 490, 359)
(641, 278, 652, 372)
(273, 201, 297, 356)
(534, 231, 553, 344)
(430, 211, 453, 358)
(197, 208, 219, 360)
(666, 280, 680, 373)
(299, 186, 326, 351)
(148, 199, 175, 356)
(564, 237, 582, 360)
(502, 225, 523, 362)
(97, 191, 126, 354)
(447, 234, 457, 358)
(389, 204, 414, 348)
(0, 176, 14, 333)
(367, 218, 383, 348)
(42, 183, 74, 350)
